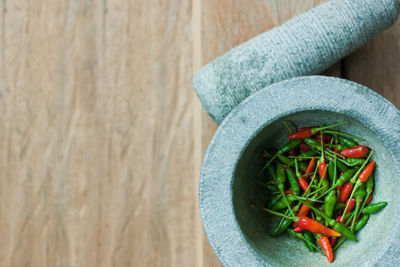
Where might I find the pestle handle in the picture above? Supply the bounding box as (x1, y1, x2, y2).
(193, 0, 400, 124)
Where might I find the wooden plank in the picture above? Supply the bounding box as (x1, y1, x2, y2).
(0, 0, 199, 266)
(343, 19, 400, 108)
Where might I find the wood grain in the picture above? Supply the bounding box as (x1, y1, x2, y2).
(0, 0, 398, 266)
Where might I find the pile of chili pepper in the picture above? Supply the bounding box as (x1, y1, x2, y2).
(259, 122, 387, 263)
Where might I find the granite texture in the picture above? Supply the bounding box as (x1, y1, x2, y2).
(193, 0, 400, 124)
(199, 76, 400, 266)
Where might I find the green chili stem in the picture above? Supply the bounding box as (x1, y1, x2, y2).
(323, 130, 365, 141)
(260, 153, 279, 174)
(283, 121, 293, 134)
(263, 208, 296, 220)
(333, 238, 347, 251)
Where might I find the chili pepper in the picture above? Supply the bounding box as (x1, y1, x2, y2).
(334, 202, 345, 210)
(359, 161, 375, 182)
(293, 204, 310, 228)
(361, 202, 388, 214)
(270, 218, 292, 237)
(299, 143, 310, 151)
(267, 194, 282, 208)
(360, 173, 374, 211)
(350, 183, 366, 230)
(288, 122, 347, 140)
(339, 182, 353, 203)
(285, 189, 293, 195)
(294, 159, 302, 179)
(274, 163, 296, 215)
(344, 198, 355, 214)
(299, 161, 307, 172)
(315, 133, 332, 144)
(320, 179, 330, 195)
(330, 237, 337, 247)
(299, 150, 317, 160)
(288, 148, 299, 156)
(298, 217, 341, 237)
(325, 191, 337, 221)
(328, 161, 336, 183)
(278, 154, 294, 166)
(293, 198, 357, 241)
(342, 156, 375, 218)
(336, 160, 349, 172)
(345, 158, 366, 166)
(267, 164, 276, 181)
(325, 143, 347, 151)
(316, 234, 334, 263)
(298, 178, 309, 191)
(306, 157, 316, 175)
(304, 138, 319, 148)
(338, 136, 358, 147)
(355, 214, 370, 231)
(319, 162, 328, 180)
(261, 140, 303, 172)
(293, 226, 304, 232)
(340, 145, 369, 158)
(271, 194, 295, 210)
(287, 228, 314, 252)
(287, 167, 300, 196)
(303, 231, 317, 252)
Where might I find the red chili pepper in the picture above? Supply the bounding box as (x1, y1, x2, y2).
(318, 236, 334, 263)
(319, 162, 328, 180)
(297, 126, 316, 131)
(298, 177, 309, 191)
(315, 133, 332, 144)
(298, 217, 341, 237)
(293, 226, 304, 232)
(344, 198, 355, 214)
(359, 161, 375, 182)
(339, 182, 353, 202)
(330, 237, 337, 247)
(288, 148, 299, 156)
(340, 145, 369, 158)
(366, 194, 373, 205)
(299, 143, 310, 151)
(285, 189, 293, 195)
(305, 157, 316, 175)
(293, 203, 311, 227)
(288, 129, 313, 140)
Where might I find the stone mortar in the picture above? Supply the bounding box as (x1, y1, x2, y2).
(199, 76, 400, 266)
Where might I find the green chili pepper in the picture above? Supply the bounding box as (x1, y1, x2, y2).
(345, 158, 366, 167)
(287, 168, 300, 196)
(334, 202, 345, 210)
(267, 164, 276, 182)
(271, 195, 295, 210)
(303, 231, 317, 252)
(287, 229, 313, 252)
(361, 202, 388, 214)
(355, 214, 370, 231)
(278, 154, 294, 166)
(360, 173, 374, 212)
(267, 194, 282, 208)
(304, 138, 319, 147)
(350, 183, 366, 230)
(328, 161, 336, 183)
(295, 159, 302, 178)
(320, 179, 330, 195)
(298, 150, 317, 159)
(299, 161, 307, 172)
(335, 168, 357, 187)
(261, 140, 303, 172)
(338, 136, 358, 147)
(325, 191, 337, 220)
(270, 218, 292, 237)
(336, 160, 349, 172)
(325, 143, 347, 151)
(274, 163, 295, 215)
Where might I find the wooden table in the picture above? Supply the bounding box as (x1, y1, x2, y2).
(0, 1, 398, 266)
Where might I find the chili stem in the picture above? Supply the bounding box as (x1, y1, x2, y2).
(323, 130, 365, 141)
(333, 238, 347, 251)
(263, 208, 296, 220)
(283, 121, 293, 134)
